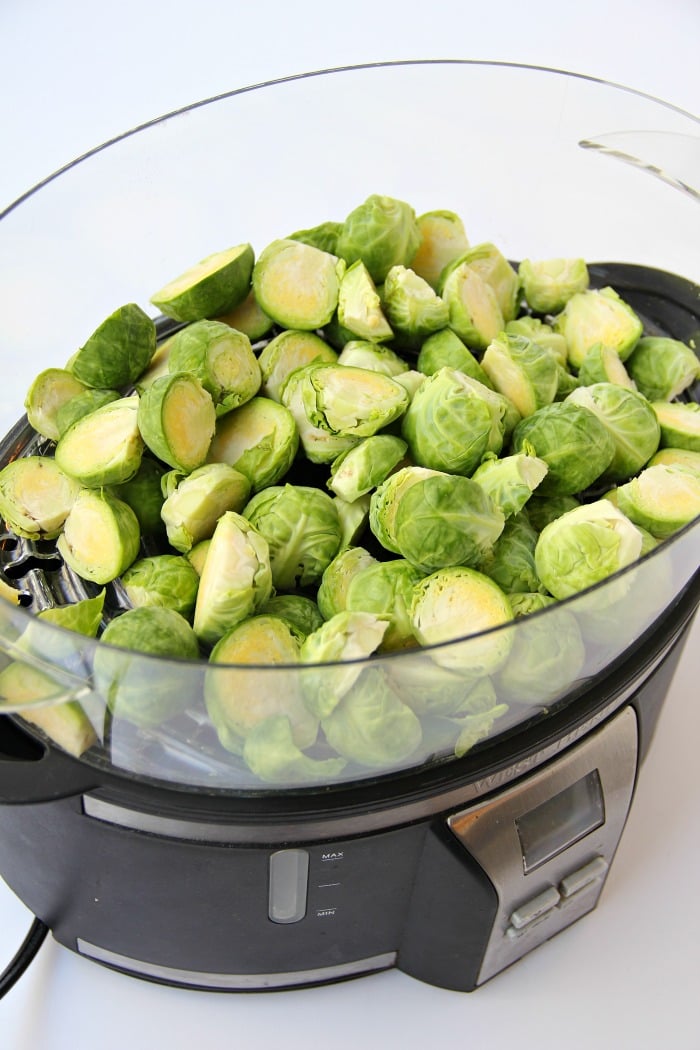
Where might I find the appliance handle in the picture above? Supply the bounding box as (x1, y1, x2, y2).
(0, 717, 100, 804)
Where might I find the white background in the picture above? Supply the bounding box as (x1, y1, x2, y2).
(1, 2, 699, 1047)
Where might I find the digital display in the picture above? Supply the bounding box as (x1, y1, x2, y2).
(515, 770, 605, 873)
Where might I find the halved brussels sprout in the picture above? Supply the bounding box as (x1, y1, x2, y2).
(289, 220, 344, 255)
(300, 611, 389, 719)
(345, 558, 424, 651)
(512, 400, 616, 495)
(258, 594, 325, 638)
(121, 554, 200, 619)
(0, 456, 81, 539)
(113, 456, 168, 538)
(24, 368, 91, 441)
(55, 395, 144, 488)
(504, 317, 568, 368)
(283, 362, 409, 441)
(242, 715, 347, 785)
(336, 194, 421, 284)
(416, 328, 492, 387)
(327, 434, 407, 503)
(449, 242, 520, 323)
(216, 289, 274, 343)
(653, 401, 700, 452)
(410, 209, 470, 290)
(206, 396, 299, 492)
(440, 261, 504, 350)
(534, 499, 643, 599)
(481, 332, 560, 418)
(496, 594, 586, 704)
(518, 257, 589, 314)
(259, 329, 338, 403)
(614, 464, 700, 538)
(471, 453, 549, 520)
(337, 260, 393, 342)
(526, 493, 581, 532)
(166, 319, 261, 414)
(57, 488, 141, 585)
(566, 382, 660, 481)
(137, 372, 217, 472)
(381, 264, 449, 346)
(55, 388, 122, 440)
(626, 336, 700, 401)
(1, 670, 96, 756)
(648, 447, 700, 477)
(553, 287, 643, 369)
(333, 493, 371, 549)
(253, 238, 344, 330)
(477, 512, 543, 594)
(336, 341, 409, 377)
(160, 463, 251, 553)
(280, 365, 360, 465)
(316, 546, 379, 621)
(150, 244, 254, 322)
(68, 303, 157, 390)
(577, 343, 637, 389)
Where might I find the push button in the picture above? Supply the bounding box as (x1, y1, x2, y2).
(268, 849, 309, 924)
(559, 856, 608, 898)
(509, 886, 561, 930)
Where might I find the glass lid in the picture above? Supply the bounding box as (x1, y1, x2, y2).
(0, 61, 698, 793)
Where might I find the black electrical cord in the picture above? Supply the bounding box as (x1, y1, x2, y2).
(0, 917, 49, 999)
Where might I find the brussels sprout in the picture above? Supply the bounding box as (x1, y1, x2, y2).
(626, 336, 700, 401)
(448, 243, 520, 323)
(336, 260, 394, 342)
(614, 464, 700, 539)
(316, 546, 378, 621)
(166, 319, 261, 414)
(653, 401, 700, 452)
(333, 493, 371, 548)
(512, 401, 615, 496)
(24, 368, 91, 441)
(648, 447, 700, 477)
(566, 382, 660, 481)
(160, 463, 251, 553)
(577, 343, 636, 389)
(253, 238, 344, 330)
(526, 493, 581, 532)
(409, 567, 513, 674)
(505, 317, 568, 368)
(284, 362, 409, 441)
(416, 328, 492, 387)
(192, 510, 273, 646)
(508, 591, 556, 617)
(121, 554, 200, 619)
(69, 303, 157, 389)
(477, 513, 543, 594)
(336, 340, 409, 377)
(327, 434, 407, 503)
(518, 257, 589, 314)
(55, 395, 144, 488)
(534, 499, 643, 599)
(150, 244, 255, 322)
(37, 589, 106, 637)
(133, 336, 175, 394)
(137, 371, 217, 472)
(57, 489, 141, 585)
(300, 611, 389, 719)
(206, 396, 298, 492)
(381, 264, 449, 346)
(112, 456, 168, 538)
(370, 466, 505, 572)
(280, 364, 360, 464)
(496, 596, 586, 703)
(481, 332, 560, 418)
(186, 539, 211, 576)
(205, 616, 317, 754)
(55, 388, 122, 439)
(258, 594, 325, 638)
(336, 194, 421, 284)
(471, 452, 548, 518)
(440, 261, 504, 350)
(289, 220, 344, 255)
(554, 365, 581, 401)
(451, 703, 511, 758)
(242, 715, 347, 785)
(553, 287, 643, 369)
(390, 660, 496, 719)
(0, 667, 96, 756)
(0, 456, 80, 539)
(321, 666, 422, 769)
(243, 484, 342, 591)
(345, 558, 423, 651)
(410, 209, 471, 290)
(9, 591, 106, 687)
(401, 367, 505, 475)
(259, 329, 338, 403)
(96, 607, 200, 726)
(393, 369, 428, 402)
(216, 289, 275, 343)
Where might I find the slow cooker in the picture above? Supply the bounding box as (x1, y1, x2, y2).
(0, 61, 698, 995)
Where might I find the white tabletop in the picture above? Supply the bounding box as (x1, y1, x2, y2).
(1, 2, 699, 1047)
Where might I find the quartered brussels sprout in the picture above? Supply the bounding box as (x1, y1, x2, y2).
(369, 465, 505, 572)
(336, 341, 409, 377)
(253, 238, 344, 330)
(289, 220, 344, 256)
(410, 209, 470, 290)
(440, 261, 504, 350)
(205, 616, 317, 755)
(216, 289, 275, 343)
(381, 264, 449, 346)
(553, 286, 643, 369)
(0, 456, 80, 539)
(416, 328, 492, 388)
(57, 488, 141, 585)
(96, 607, 200, 727)
(648, 447, 700, 477)
(242, 715, 347, 785)
(449, 242, 520, 323)
(206, 396, 299, 492)
(150, 244, 255, 322)
(121, 554, 200, 619)
(566, 382, 660, 481)
(55, 395, 144, 488)
(321, 666, 422, 769)
(401, 367, 505, 475)
(316, 545, 378, 621)
(534, 499, 643, 599)
(24, 368, 91, 441)
(160, 462, 251, 553)
(614, 464, 700, 539)
(504, 316, 568, 368)
(299, 610, 389, 719)
(471, 452, 548, 519)
(69, 303, 157, 389)
(626, 336, 700, 402)
(327, 434, 407, 503)
(258, 329, 338, 403)
(336, 194, 421, 284)
(345, 558, 424, 651)
(243, 484, 342, 591)
(409, 566, 513, 675)
(481, 332, 560, 418)
(186, 539, 211, 576)
(653, 401, 700, 452)
(336, 260, 394, 342)
(113, 456, 168, 538)
(166, 319, 261, 414)
(192, 510, 273, 646)
(577, 343, 637, 389)
(137, 371, 217, 472)
(477, 513, 543, 594)
(512, 400, 615, 495)
(518, 257, 589, 315)
(258, 594, 325, 638)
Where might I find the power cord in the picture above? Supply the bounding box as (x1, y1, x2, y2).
(0, 917, 49, 999)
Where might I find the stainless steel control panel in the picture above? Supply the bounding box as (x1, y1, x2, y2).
(448, 705, 638, 985)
